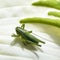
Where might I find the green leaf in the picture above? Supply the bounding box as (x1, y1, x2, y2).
(48, 11, 60, 17)
(20, 17, 60, 28)
(32, 0, 60, 10)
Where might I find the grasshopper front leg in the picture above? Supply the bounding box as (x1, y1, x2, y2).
(21, 24, 25, 29)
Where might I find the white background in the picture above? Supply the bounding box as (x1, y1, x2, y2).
(0, 0, 60, 60)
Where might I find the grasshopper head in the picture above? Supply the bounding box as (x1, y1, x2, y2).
(16, 27, 24, 35)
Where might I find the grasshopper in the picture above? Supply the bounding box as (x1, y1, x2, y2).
(11, 24, 45, 59)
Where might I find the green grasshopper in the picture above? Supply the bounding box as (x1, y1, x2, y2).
(11, 24, 45, 59)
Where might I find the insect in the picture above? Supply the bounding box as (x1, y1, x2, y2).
(11, 24, 45, 59)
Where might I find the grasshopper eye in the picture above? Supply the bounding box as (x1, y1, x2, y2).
(16, 27, 19, 34)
